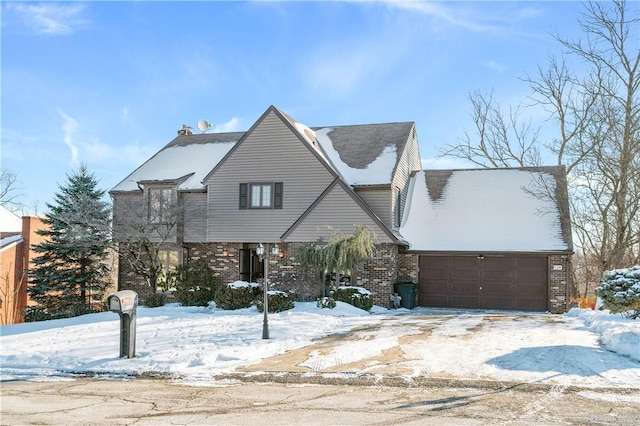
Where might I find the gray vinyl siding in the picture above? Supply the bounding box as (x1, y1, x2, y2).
(391, 126, 422, 228)
(355, 187, 391, 226)
(206, 110, 335, 242)
(285, 184, 393, 243)
(182, 192, 207, 242)
(112, 192, 145, 242)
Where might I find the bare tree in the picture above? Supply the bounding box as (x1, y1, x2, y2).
(440, 1, 639, 294)
(0, 169, 24, 212)
(0, 266, 26, 325)
(553, 0, 640, 274)
(440, 90, 544, 168)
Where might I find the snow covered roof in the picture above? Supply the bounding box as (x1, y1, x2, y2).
(400, 167, 573, 252)
(0, 205, 22, 233)
(279, 108, 413, 186)
(314, 126, 405, 186)
(111, 107, 414, 193)
(110, 133, 243, 192)
(0, 234, 23, 253)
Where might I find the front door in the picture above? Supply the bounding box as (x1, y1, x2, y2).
(239, 247, 263, 282)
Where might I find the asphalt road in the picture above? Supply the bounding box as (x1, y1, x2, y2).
(1, 377, 639, 425)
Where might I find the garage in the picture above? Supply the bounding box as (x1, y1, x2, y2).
(418, 256, 548, 311)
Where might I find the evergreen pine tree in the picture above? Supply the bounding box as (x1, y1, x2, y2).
(27, 164, 112, 321)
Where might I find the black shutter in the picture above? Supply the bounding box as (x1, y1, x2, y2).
(274, 182, 283, 209)
(239, 183, 247, 209)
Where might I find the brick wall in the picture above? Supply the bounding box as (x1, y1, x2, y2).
(397, 251, 418, 283)
(353, 243, 399, 308)
(185, 242, 325, 302)
(117, 242, 412, 307)
(185, 242, 242, 286)
(548, 254, 571, 314)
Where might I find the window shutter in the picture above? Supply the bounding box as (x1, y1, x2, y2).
(274, 182, 283, 209)
(239, 183, 247, 209)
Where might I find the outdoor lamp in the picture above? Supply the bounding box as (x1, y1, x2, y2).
(271, 243, 280, 256)
(256, 242, 265, 260)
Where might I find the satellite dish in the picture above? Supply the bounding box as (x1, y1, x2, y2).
(197, 120, 212, 133)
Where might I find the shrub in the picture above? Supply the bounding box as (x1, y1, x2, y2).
(173, 259, 221, 307)
(316, 296, 336, 309)
(144, 292, 166, 308)
(215, 281, 261, 310)
(595, 266, 640, 319)
(23, 307, 53, 322)
(333, 286, 373, 311)
(255, 291, 295, 313)
(23, 305, 95, 322)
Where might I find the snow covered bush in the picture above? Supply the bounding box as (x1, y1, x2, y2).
(173, 259, 221, 307)
(255, 291, 295, 313)
(214, 281, 261, 310)
(333, 286, 373, 311)
(317, 297, 337, 309)
(144, 292, 166, 308)
(595, 266, 640, 319)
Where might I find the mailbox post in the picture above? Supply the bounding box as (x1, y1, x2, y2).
(107, 290, 138, 358)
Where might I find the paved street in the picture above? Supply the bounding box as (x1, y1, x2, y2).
(2, 377, 639, 425)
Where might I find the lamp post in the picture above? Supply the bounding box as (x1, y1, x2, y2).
(256, 243, 279, 339)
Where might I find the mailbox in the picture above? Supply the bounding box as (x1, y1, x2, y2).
(107, 290, 138, 358)
(108, 290, 137, 313)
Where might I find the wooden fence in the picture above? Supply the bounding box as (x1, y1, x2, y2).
(570, 297, 597, 309)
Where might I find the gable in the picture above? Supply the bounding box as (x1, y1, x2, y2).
(283, 180, 394, 244)
(400, 167, 572, 252)
(204, 108, 338, 242)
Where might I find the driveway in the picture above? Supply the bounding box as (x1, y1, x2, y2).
(235, 312, 640, 390)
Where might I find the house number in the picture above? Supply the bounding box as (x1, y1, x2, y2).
(553, 265, 563, 271)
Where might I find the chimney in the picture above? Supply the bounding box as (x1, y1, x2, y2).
(177, 124, 193, 136)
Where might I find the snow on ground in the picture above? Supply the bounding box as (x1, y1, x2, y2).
(1, 303, 638, 388)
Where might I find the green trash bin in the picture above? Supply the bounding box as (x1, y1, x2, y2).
(394, 282, 418, 309)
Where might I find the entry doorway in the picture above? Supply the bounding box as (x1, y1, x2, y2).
(239, 244, 263, 282)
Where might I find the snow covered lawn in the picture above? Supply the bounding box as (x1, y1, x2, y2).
(1, 303, 638, 388)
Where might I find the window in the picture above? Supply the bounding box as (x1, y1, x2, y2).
(240, 182, 283, 209)
(393, 186, 402, 227)
(252, 184, 271, 208)
(149, 188, 172, 223)
(158, 249, 180, 291)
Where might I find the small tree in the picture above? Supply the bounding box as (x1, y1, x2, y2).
(173, 259, 220, 307)
(595, 266, 640, 319)
(27, 165, 112, 321)
(296, 225, 377, 295)
(112, 187, 181, 295)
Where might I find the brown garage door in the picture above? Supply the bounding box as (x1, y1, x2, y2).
(418, 256, 548, 311)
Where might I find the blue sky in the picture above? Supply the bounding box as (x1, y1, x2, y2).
(1, 1, 585, 215)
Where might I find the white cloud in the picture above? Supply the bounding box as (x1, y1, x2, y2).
(382, 1, 498, 32)
(306, 49, 378, 97)
(213, 117, 242, 133)
(57, 109, 80, 166)
(6, 2, 88, 36)
(485, 60, 505, 73)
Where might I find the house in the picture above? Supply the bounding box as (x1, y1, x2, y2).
(0, 206, 48, 324)
(111, 105, 573, 313)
